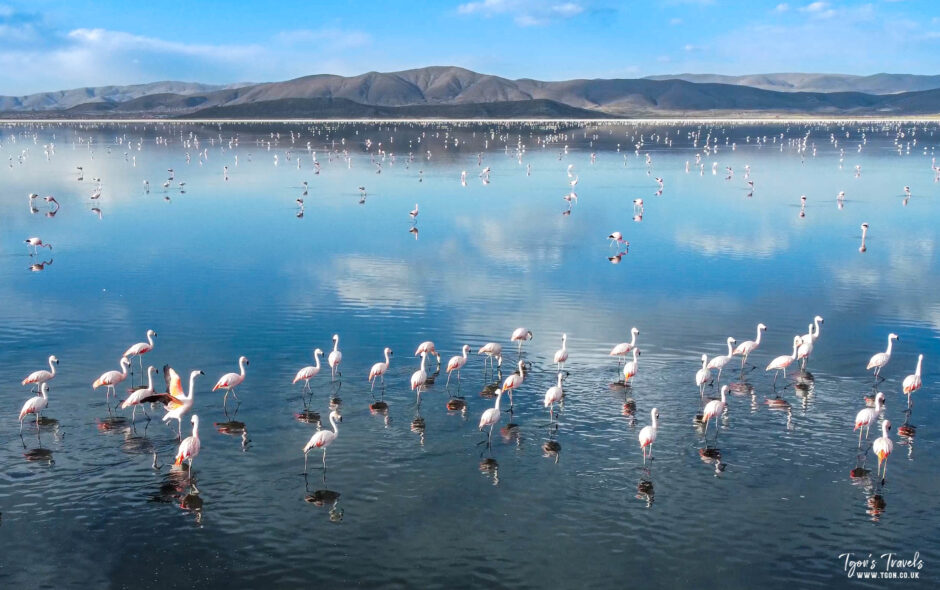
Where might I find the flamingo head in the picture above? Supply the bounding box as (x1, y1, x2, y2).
(240, 356, 249, 366)
(632, 327, 640, 336)
(526, 330, 533, 341)
(758, 323, 767, 331)
(815, 315, 824, 324)
(50, 355, 59, 364)
(889, 333, 899, 342)
(330, 410, 343, 423)
(314, 348, 323, 356)
(120, 356, 131, 367)
(463, 344, 471, 354)
(728, 337, 736, 345)
(147, 329, 157, 338)
(148, 366, 158, 375)
(332, 334, 339, 343)
(861, 222, 869, 231)
(385, 347, 393, 356)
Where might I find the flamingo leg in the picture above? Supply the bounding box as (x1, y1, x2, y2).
(445, 372, 452, 388)
(322, 449, 327, 470)
(304, 451, 309, 473)
(716, 367, 723, 387)
(858, 427, 863, 448)
(19, 418, 24, 433)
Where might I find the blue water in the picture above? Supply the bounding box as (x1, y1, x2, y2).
(0, 121, 937, 588)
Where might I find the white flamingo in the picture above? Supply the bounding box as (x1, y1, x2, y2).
(872, 420, 894, 483)
(639, 408, 659, 464)
(293, 349, 324, 392)
(701, 385, 728, 438)
(411, 351, 429, 401)
(733, 323, 767, 369)
(511, 327, 533, 353)
(902, 354, 923, 406)
(174, 415, 202, 490)
(328, 334, 342, 380)
(478, 342, 503, 370)
(553, 333, 569, 369)
(304, 410, 341, 472)
(623, 348, 640, 385)
(479, 388, 504, 445)
(213, 356, 249, 406)
(19, 383, 50, 433)
(707, 337, 736, 386)
(543, 372, 565, 423)
(445, 345, 471, 387)
(854, 391, 885, 447)
(695, 354, 711, 397)
(369, 347, 393, 391)
(766, 336, 802, 388)
(610, 327, 640, 366)
(120, 365, 160, 422)
(867, 333, 899, 380)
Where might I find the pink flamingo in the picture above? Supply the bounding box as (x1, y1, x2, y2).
(707, 337, 736, 386)
(293, 349, 324, 392)
(411, 351, 429, 401)
(93, 357, 131, 399)
(511, 328, 533, 353)
(872, 420, 894, 483)
(24, 237, 52, 255)
(854, 391, 885, 447)
(121, 365, 159, 422)
(695, 354, 711, 397)
(701, 385, 728, 438)
(479, 388, 503, 445)
(328, 334, 342, 380)
(543, 372, 565, 423)
(478, 342, 503, 370)
(415, 341, 441, 367)
(19, 383, 50, 432)
(369, 347, 393, 391)
(610, 327, 640, 366)
(639, 408, 659, 464)
(174, 415, 202, 491)
(501, 359, 527, 407)
(733, 323, 767, 369)
(445, 345, 471, 387)
(212, 356, 249, 406)
(304, 410, 341, 472)
(867, 333, 898, 380)
(623, 348, 640, 385)
(123, 329, 156, 374)
(22, 355, 59, 392)
(553, 333, 568, 369)
(902, 354, 923, 406)
(766, 336, 802, 388)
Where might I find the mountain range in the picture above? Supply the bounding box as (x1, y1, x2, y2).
(1, 67, 938, 119)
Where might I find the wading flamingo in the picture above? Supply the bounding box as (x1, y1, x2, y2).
(553, 333, 569, 369)
(501, 360, 527, 407)
(93, 357, 131, 400)
(121, 365, 159, 422)
(701, 385, 728, 438)
(766, 336, 801, 388)
(511, 328, 533, 353)
(695, 354, 711, 397)
(854, 391, 885, 447)
(293, 349, 324, 392)
(902, 354, 923, 406)
(479, 388, 503, 445)
(142, 367, 202, 439)
(639, 408, 659, 464)
(872, 420, 894, 483)
(123, 329, 156, 374)
(22, 355, 59, 392)
(213, 356, 249, 407)
(623, 348, 640, 385)
(707, 338, 736, 386)
(445, 345, 471, 387)
(415, 341, 441, 366)
(174, 415, 202, 490)
(543, 372, 565, 423)
(369, 347, 393, 391)
(867, 333, 898, 380)
(478, 342, 503, 371)
(610, 327, 640, 366)
(733, 323, 767, 369)
(411, 352, 429, 401)
(304, 410, 341, 472)
(19, 383, 50, 433)
(328, 334, 342, 380)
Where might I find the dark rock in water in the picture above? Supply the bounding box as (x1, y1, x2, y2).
(23, 448, 53, 462)
(305, 489, 341, 506)
(542, 440, 561, 453)
(214, 420, 246, 435)
(295, 410, 321, 424)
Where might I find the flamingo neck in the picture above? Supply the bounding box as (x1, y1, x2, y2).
(121, 362, 128, 376)
(462, 347, 469, 360)
(40, 387, 48, 401)
(915, 355, 922, 376)
(147, 332, 155, 347)
(385, 350, 391, 366)
(192, 418, 200, 439)
(885, 338, 894, 356)
(314, 352, 322, 369)
(420, 354, 427, 372)
(561, 335, 567, 350)
(881, 422, 889, 437)
(814, 319, 821, 339)
(651, 412, 658, 429)
(727, 339, 734, 355)
(188, 374, 198, 399)
(874, 396, 883, 412)
(629, 331, 637, 347)
(147, 370, 155, 390)
(557, 373, 564, 387)
(239, 358, 247, 376)
(332, 338, 339, 353)
(791, 340, 800, 359)
(754, 327, 763, 345)
(49, 358, 57, 374)
(329, 414, 340, 434)
(494, 390, 503, 411)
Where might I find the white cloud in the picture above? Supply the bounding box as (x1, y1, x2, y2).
(457, 0, 585, 26)
(775, 3, 790, 12)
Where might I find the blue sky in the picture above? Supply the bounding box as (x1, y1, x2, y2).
(0, 0, 937, 94)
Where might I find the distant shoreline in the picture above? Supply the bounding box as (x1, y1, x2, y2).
(1, 116, 938, 124)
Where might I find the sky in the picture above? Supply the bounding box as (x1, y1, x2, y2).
(0, 0, 937, 94)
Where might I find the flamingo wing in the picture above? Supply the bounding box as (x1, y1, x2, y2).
(164, 366, 183, 398)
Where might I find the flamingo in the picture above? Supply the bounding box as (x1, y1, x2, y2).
(445, 344, 471, 387)
(695, 354, 711, 397)
(803, 315, 824, 344)
(860, 222, 869, 252)
(22, 355, 59, 392)
(123, 329, 156, 374)
(369, 347, 393, 391)
(328, 334, 342, 380)
(409, 203, 419, 220)
(543, 371, 565, 423)
(608, 232, 627, 248)
(479, 388, 503, 445)
(854, 391, 885, 447)
(149, 368, 202, 439)
(796, 324, 815, 370)
(701, 385, 728, 438)
(707, 337, 736, 386)
(511, 328, 533, 353)
(415, 341, 441, 366)
(19, 383, 50, 433)
(120, 365, 159, 422)
(293, 349, 324, 392)
(553, 333, 569, 369)
(212, 356, 249, 407)
(93, 357, 131, 399)
(24, 237, 52, 255)
(867, 333, 899, 380)
(766, 336, 802, 388)
(174, 415, 202, 489)
(902, 354, 923, 406)
(733, 323, 767, 369)
(639, 408, 659, 464)
(478, 342, 503, 370)
(411, 351, 429, 400)
(501, 360, 527, 407)
(303, 410, 341, 472)
(623, 348, 640, 385)
(872, 420, 894, 483)
(610, 327, 640, 365)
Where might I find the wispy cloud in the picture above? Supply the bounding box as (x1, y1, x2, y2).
(457, 0, 585, 26)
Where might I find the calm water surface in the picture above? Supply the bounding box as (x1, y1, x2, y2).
(0, 121, 938, 588)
